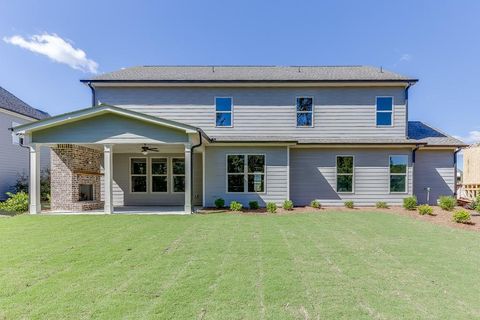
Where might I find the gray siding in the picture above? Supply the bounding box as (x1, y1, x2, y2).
(290, 148, 413, 206)
(110, 152, 202, 206)
(413, 150, 454, 205)
(32, 113, 188, 144)
(0, 111, 49, 200)
(96, 86, 406, 138)
(204, 146, 288, 207)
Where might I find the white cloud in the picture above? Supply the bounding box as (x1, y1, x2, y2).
(454, 130, 480, 145)
(399, 53, 412, 62)
(3, 33, 98, 73)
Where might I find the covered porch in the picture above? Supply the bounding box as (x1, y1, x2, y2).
(12, 105, 208, 215)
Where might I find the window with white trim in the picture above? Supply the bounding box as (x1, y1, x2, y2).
(296, 97, 313, 127)
(172, 158, 185, 192)
(389, 155, 408, 192)
(215, 97, 232, 127)
(11, 122, 20, 145)
(376, 97, 393, 126)
(227, 154, 265, 192)
(336, 156, 354, 193)
(151, 158, 168, 192)
(131, 158, 147, 192)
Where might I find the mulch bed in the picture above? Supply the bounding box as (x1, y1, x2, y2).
(198, 206, 480, 231)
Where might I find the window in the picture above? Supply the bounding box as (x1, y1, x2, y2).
(296, 97, 313, 127)
(172, 158, 185, 192)
(215, 97, 232, 127)
(227, 154, 265, 193)
(336, 156, 354, 193)
(151, 158, 168, 192)
(376, 97, 393, 126)
(131, 158, 147, 192)
(11, 122, 20, 145)
(390, 155, 408, 193)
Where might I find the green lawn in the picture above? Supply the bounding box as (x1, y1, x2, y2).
(0, 212, 479, 320)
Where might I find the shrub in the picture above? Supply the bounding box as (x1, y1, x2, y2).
(344, 201, 354, 209)
(214, 198, 225, 209)
(266, 202, 277, 213)
(0, 192, 29, 214)
(418, 204, 433, 216)
(310, 200, 321, 209)
(229, 201, 243, 211)
(13, 169, 50, 202)
(248, 201, 259, 210)
(453, 210, 471, 224)
(403, 196, 417, 210)
(375, 201, 388, 209)
(283, 200, 294, 210)
(438, 196, 456, 211)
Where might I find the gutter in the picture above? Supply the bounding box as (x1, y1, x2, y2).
(86, 82, 96, 107)
(80, 79, 419, 84)
(189, 129, 203, 213)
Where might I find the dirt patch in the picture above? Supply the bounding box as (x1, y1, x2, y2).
(198, 206, 480, 231)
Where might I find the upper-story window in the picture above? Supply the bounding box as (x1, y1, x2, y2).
(215, 97, 232, 127)
(376, 97, 393, 126)
(296, 97, 313, 127)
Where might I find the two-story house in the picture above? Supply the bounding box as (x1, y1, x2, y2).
(0, 86, 49, 200)
(12, 66, 465, 214)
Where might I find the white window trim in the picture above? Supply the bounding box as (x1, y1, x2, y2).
(296, 96, 315, 128)
(375, 96, 394, 127)
(225, 154, 267, 194)
(129, 157, 148, 193)
(215, 96, 233, 128)
(336, 155, 355, 194)
(12, 121, 21, 145)
(171, 157, 186, 193)
(389, 155, 408, 194)
(150, 157, 169, 193)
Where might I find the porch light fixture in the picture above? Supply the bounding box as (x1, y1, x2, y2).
(142, 150, 148, 155)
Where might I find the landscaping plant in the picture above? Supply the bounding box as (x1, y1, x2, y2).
(229, 201, 243, 211)
(438, 196, 456, 211)
(248, 201, 259, 210)
(214, 198, 225, 209)
(375, 201, 388, 209)
(453, 210, 471, 224)
(310, 200, 321, 209)
(266, 202, 277, 213)
(283, 200, 294, 210)
(344, 200, 354, 209)
(403, 196, 417, 210)
(0, 192, 29, 214)
(418, 204, 433, 216)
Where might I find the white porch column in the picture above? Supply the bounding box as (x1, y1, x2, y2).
(104, 144, 114, 214)
(184, 145, 192, 214)
(29, 144, 41, 214)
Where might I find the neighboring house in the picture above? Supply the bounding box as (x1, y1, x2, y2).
(462, 144, 480, 199)
(0, 86, 50, 200)
(12, 66, 466, 214)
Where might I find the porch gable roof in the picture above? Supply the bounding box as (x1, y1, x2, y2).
(11, 104, 200, 135)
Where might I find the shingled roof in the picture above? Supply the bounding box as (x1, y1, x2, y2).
(0, 87, 49, 120)
(82, 65, 417, 83)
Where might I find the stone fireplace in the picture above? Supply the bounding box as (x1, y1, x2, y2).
(51, 144, 104, 211)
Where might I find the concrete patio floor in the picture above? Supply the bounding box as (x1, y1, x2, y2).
(42, 206, 195, 215)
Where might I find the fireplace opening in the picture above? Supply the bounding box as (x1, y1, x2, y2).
(79, 184, 94, 201)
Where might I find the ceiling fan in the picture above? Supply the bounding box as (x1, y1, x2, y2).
(141, 144, 158, 155)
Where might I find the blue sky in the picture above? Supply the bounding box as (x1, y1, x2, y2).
(0, 0, 479, 146)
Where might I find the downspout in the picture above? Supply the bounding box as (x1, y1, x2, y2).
(405, 83, 412, 138)
(453, 148, 461, 197)
(87, 82, 96, 107)
(190, 129, 203, 213)
(412, 145, 420, 196)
